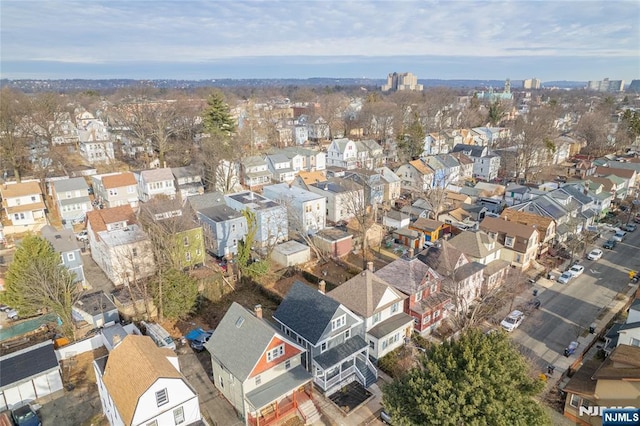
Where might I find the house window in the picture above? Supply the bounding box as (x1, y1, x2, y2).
(31, 195, 37, 202)
(255, 375, 262, 386)
(415, 291, 422, 302)
(132, 248, 138, 257)
(372, 312, 381, 324)
(127, 186, 135, 194)
(505, 236, 515, 248)
(422, 315, 431, 325)
(185, 252, 191, 261)
(321, 342, 327, 352)
(369, 341, 375, 350)
(631, 338, 640, 347)
(569, 394, 580, 408)
(344, 329, 351, 340)
(183, 237, 189, 246)
(331, 315, 346, 330)
(219, 375, 224, 388)
(146, 421, 158, 426)
(155, 388, 168, 407)
(67, 252, 75, 262)
(173, 406, 185, 425)
(434, 310, 440, 318)
(266, 344, 284, 362)
(391, 302, 399, 314)
(285, 359, 291, 370)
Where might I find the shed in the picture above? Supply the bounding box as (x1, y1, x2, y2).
(271, 240, 311, 267)
(73, 290, 119, 328)
(313, 227, 353, 258)
(382, 210, 411, 230)
(0, 341, 63, 410)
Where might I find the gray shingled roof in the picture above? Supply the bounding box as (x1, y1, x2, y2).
(375, 258, 439, 296)
(53, 177, 88, 193)
(187, 192, 226, 212)
(327, 270, 405, 318)
(273, 281, 340, 345)
(41, 225, 80, 253)
(314, 335, 367, 369)
(205, 302, 280, 382)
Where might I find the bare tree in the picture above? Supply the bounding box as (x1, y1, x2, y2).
(574, 108, 615, 157)
(316, 92, 350, 138)
(0, 88, 30, 181)
(340, 179, 373, 269)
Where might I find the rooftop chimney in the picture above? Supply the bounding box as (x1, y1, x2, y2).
(408, 248, 414, 258)
(254, 304, 262, 319)
(318, 280, 326, 294)
(367, 261, 374, 271)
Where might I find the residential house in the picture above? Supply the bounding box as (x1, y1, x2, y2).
(77, 113, 114, 164)
(0, 181, 46, 226)
(0, 341, 64, 411)
(94, 335, 201, 426)
(308, 117, 330, 142)
(596, 165, 638, 193)
(424, 155, 455, 188)
(326, 138, 358, 170)
(225, 191, 288, 249)
(172, 166, 204, 200)
(263, 183, 326, 237)
(375, 166, 402, 208)
(273, 281, 377, 395)
(73, 290, 119, 328)
(451, 144, 501, 182)
(504, 183, 537, 207)
(343, 170, 385, 207)
(562, 345, 640, 426)
(135, 168, 176, 202)
(301, 178, 364, 224)
(139, 200, 205, 269)
(449, 151, 475, 182)
(240, 156, 273, 191)
(395, 159, 434, 191)
(293, 124, 309, 145)
(583, 180, 615, 218)
(328, 268, 414, 360)
(568, 159, 597, 180)
(499, 209, 556, 256)
(479, 217, 540, 270)
(409, 218, 448, 243)
(293, 171, 327, 189)
(471, 127, 510, 147)
(278, 146, 326, 172)
(191, 194, 247, 258)
(418, 241, 485, 313)
(52, 177, 92, 225)
(92, 172, 139, 210)
(86, 205, 155, 286)
(206, 303, 317, 426)
(604, 297, 640, 353)
(423, 132, 449, 155)
(448, 231, 510, 294)
(392, 228, 423, 250)
(382, 210, 410, 230)
(265, 153, 296, 183)
(356, 139, 384, 170)
(375, 258, 451, 335)
(41, 225, 86, 286)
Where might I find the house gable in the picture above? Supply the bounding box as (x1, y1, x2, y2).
(248, 336, 302, 378)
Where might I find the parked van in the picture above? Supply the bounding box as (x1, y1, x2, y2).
(141, 321, 176, 351)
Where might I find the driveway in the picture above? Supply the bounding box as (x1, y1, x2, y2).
(177, 345, 243, 426)
(81, 250, 114, 295)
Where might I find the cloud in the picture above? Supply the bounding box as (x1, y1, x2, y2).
(0, 1, 637, 79)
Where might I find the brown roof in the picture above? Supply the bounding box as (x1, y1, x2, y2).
(594, 344, 640, 380)
(102, 172, 137, 189)
(0, 181, 41, 198)
(297, 171, 327, 185)
(449, 151, 474, 166)
(86, 205, 137, 239)
(328, 270, 406, 317)
(595, 166, 635, 179)
(102, 335, 182, 425)
(418, 240, 468, 276)
(409, 159, 433, 176)
(500, 209, 554, 233)
(480, 216, 538, 239)
(563, 358, 600, 397)
(411, 218, 446, 232)
(376, 257, 441, 296)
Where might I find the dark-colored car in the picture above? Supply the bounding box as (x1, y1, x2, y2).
(603, 239, 617, 250)
(11, 405, 41, 426)
(623, 223, 637, 232)
(189, 330, 213, 351)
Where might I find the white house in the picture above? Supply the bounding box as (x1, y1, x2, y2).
(225, 191, 288, 249)
(302, 178, 364, 224)
(263, 183, 326, 236)
(52, 177, 92, 225)
(0, 181, 47, 226)
(92, 172, 139, 210)
(135, 168, 176, 202)
(94, 335, 201, 426)
(326, 138, 358, 170)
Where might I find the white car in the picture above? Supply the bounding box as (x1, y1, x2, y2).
(557, 271, 573, 284)
(587, 249, 603, 261)
(568, 264, 585, 277)
(501, 310, 525, 332)
(612, 230, 627, 242)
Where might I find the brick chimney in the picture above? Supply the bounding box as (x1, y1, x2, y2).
(318, 280, 326, 294)
(254, 304, 262, 319)
(367, 261, 374, 271)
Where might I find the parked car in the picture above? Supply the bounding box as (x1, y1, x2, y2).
(11, 405, 41, 426)
(612, 230, 627, 242)
(587, 249, 603, 261)
(568, 264, 585, 277)
(6, 309, 19, 321)
(76, 230, 88, 242)
(380, 410, 393, 425)
(623, 223, 637, 232)
(0, 304, 11, 312)
(603, 239, 617, 250)
(500, 310, 525, 332)
(189, 330, 214, 351)
(557, 271, 573, 284)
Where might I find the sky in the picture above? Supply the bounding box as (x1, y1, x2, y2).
(1, 0, 638, 82)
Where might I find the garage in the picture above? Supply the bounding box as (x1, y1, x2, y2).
(0, 341, 63, 410)
(271, 240, 311, 267)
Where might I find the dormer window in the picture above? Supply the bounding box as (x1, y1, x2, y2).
(331, 315, 346, 331)
(505, 236, 515, 248)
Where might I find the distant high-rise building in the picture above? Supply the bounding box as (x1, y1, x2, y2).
(587, 78, 624, 93)
(627, 80, 640, 93)
(523, 78, 541, 89)
(381, 72, 423, 92)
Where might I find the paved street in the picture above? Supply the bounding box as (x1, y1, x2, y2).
(507, 227, 640, 376)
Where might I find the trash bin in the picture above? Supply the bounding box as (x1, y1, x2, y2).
(589, 323, 596, 334)
(564, 348, 569, 357)
(547, 365, 555, 375)
(533, 289, 538, 297)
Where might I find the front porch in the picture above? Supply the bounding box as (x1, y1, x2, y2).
(312, 336, 377, 395)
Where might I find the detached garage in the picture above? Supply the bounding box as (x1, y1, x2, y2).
(271, 240, 311, 267)
(0, 341, 63, 410)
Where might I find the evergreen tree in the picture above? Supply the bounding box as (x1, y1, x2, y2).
(398, 112, 425, 160)
(203, 91, 236, 135)
(152, 269, 199, 320)
(383, 329, 549, 425)
(3, 235, 80, 338)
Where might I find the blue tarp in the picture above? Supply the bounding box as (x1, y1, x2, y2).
(184, 328, 205, 341)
